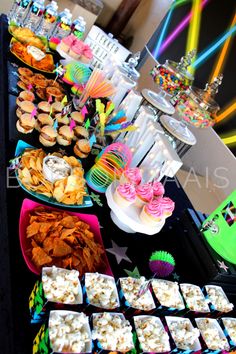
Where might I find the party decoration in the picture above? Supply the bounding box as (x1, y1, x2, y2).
(84, 118, 90, 130)
(172, 272, 180, 281)
(106, 240, 132, 264)
(31, 107, 37, 118)
(149, 251, 175, 277)
(124, 266, 141, 278)
(53, 119, 58, 130)
(61, 95, 68, 106)
(89, 134, 97, 148)
(81, 105, 88, 118)
(217, 260, 229, 272)
(63, 61, 91, 86)
(85, 143, 132, 193)
(78, 69, 116, 107)
(90, 192, 103, 207)
(69, 119, 76, 131)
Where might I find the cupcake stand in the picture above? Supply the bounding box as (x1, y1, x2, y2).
(141, 88, 175, 119)
(106, 182, 165, 235)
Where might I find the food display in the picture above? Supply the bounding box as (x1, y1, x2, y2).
(151, 279, 185, 310)
(222, 318, 236, 344)
(113, 183, 137, 208)
(25, 206, 105, 274)
(92, 313, 134, 351)
(180, 284, 210, 313)
(196, 318, 230, 351)
(49, 311, 91, 353)
(205, 285, 234, 312)
(42, 266, 82, 304)
(17, 148, 87, 204)
(119, 277, 155, 311)
(11, 39, 55, 73)
(58, 34, 93, 64)
(84, 273, 120, 309)
(166, 317, 200, 350)
(134, 316, 170, 352)
(9, 26, 48, 50)
(135, 183, 154, 207)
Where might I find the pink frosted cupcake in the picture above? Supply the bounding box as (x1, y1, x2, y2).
(120, 168, 142, 186)
(135, 183, 153, 207)
(158, 197, 175, 218)
(60, 34, 77, 53)
(140, 200, 164, 227)
(113, 183, 136, 208)
(69, 44, 83, 60)
(152, 180, 165, 198)
(80, 44, 93, 64)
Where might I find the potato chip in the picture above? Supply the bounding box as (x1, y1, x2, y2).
(32, 247, 52, 268)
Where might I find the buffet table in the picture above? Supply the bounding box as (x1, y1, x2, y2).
(0, 14, 235, 354)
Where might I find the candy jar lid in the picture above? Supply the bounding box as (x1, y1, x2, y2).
(120, 51, 140, 81)
(164, 50, 195, 83)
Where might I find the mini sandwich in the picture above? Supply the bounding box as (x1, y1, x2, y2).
(70, 111, 84, 126)
(55, 113, 70, 126)
(57, 125, 74, 146)
(51, 102, 63, 117)
(16, 91, 35, 107)
(39, 125, 57, 147)
(73, 139, 91, 158)
(16, 100, 36, 118)
(34, 77, 48, 89)
(73, 126, 89, 141)
(46, 87, 64, 102)
(35, 114, 54, 132)
(17, 80, 29, 91)
(19, 75, 32, 86)
(37, 101, 51, 114)
(34, 73, 46, 81)
(16, 113, 36, 134)
(18, 67, 33, 77)
(36, 88, 47, 101)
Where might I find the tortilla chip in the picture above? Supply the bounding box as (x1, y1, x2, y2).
(32, 247, 52, 268)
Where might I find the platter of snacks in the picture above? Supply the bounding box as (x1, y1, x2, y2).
(134, 315, 171, 352)
(165, 316, 201, 351)
(49, 311, 92, 353)
(10, 38, 55, 73)
(8, 25, 48, 51)
(92, 312, 134, 352)
(14, 140, 92, 207)
(19, 198, 112, 275)
(195, 318, 230, 351)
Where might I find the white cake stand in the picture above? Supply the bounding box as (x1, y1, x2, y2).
(105, 182, 165, 235)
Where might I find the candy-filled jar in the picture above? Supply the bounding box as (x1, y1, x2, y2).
(151, 51, 195, 97)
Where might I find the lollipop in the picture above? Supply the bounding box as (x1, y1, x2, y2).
(149, 251, 175, 277)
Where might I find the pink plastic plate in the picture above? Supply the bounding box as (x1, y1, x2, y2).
(19, 198, 113, 276)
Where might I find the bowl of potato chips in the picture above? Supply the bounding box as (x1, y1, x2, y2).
(14, 140, 93, 208)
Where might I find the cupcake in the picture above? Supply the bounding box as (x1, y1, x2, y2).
(60, 34, 76, 53)
(152, 180, 165, 198)
(135, 183, 153, 207)
(120, 168, 142, 185)
(140, 200, 164, 227)
(158, 197, 175, 218)
(80, 44, 93, 64)
(69, 43, 83, 60)
(113, 183, 136, 208)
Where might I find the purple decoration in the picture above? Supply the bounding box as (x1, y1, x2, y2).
(149, 260, 175, 277)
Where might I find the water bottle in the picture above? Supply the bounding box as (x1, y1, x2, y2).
(36, 1, 58, 38)
(12, 0, 31, 26)
(71, 16, 86, 39)
(23, 0, 45, 31)
(7, 0, 21, 23)
(52, 9, 72, 39)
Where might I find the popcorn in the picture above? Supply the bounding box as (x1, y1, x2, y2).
(120, 277, 155, 311)
(222, 318, 236, 344)
(205, 286, 234, 312)
(152, 280, 185, 309)
(180, 284, 209, 312)
(85, 273, 119, 309)
(49, 311, 91, 353)
(42, 267, 82, 304)
(92, 313, 134, 351)
(134, 316, 170, 352)
(166, 318, 200, 350)
(196, 318, 229, 351)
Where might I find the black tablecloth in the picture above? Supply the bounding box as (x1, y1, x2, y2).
(0, 14, 199, 354)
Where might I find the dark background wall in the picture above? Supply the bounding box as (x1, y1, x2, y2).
(142, 0, 236, 156)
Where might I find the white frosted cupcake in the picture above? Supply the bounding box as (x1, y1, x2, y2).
(140, 199, 164, 227)
(113, 183, 136, 208)
(120, 167, 142, 186)
(135, 183, 153, 207)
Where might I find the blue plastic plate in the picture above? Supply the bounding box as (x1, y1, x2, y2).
(15, 140, 93, 208)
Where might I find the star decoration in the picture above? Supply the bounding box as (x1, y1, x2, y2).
(58, 149, 66, 156)
(124, 266, 141, 278)
(217, 260, 229, 272)
(106, 240, 132, 264)
(172, 272, 180, 281)
(12, 71, 19, 77)
(91, 148, 100, 156)
(11, 87, 18, 93)
(11, 62, 18, 68)
(90, 192, 103, 207)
